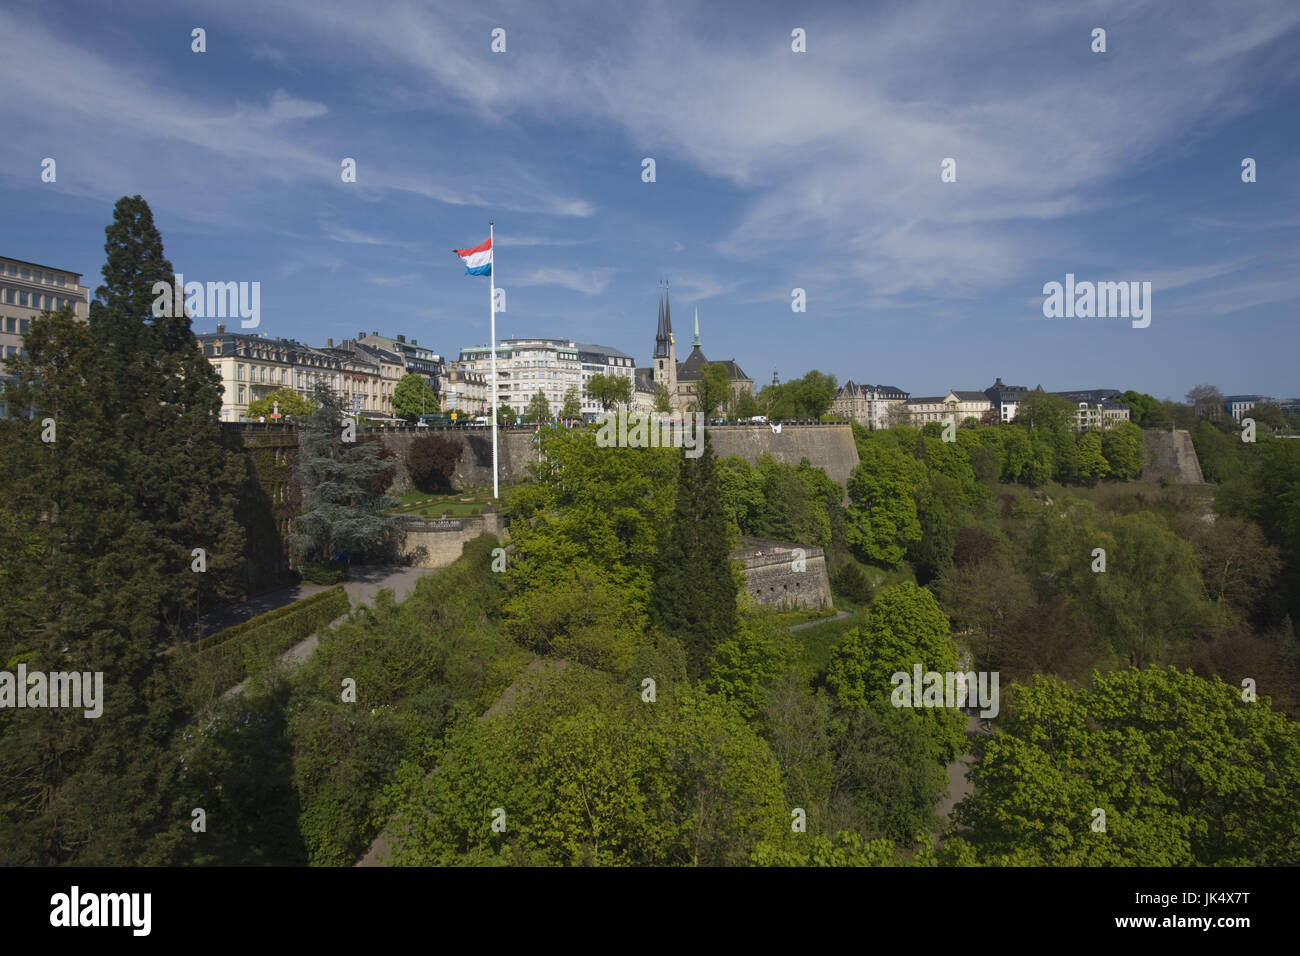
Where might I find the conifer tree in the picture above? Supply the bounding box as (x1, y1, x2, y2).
(0, 195, 250, 862)
(290, 383, 404, 567)
(651, 432, 738, 678)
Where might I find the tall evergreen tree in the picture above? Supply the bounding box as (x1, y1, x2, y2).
(89, 195, 247, 633)
(0, 196, 245, 862)
(290, 383, 404, 566)
(651, 432, 738, 678)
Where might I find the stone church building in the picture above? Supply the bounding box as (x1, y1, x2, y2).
(634, 284, 752, 414)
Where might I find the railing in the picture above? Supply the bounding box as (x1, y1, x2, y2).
(221, 419, 853, 433)
(402, 516, 479, 531)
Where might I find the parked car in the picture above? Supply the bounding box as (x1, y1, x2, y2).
(750, 415, 768, 424)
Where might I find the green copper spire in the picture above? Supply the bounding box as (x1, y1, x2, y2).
(693, 306, 701, 348)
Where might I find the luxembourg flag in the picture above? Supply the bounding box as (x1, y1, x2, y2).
(453, 237, 492, 276)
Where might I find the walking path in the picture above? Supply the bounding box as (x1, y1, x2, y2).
(787, 609, 852, 631)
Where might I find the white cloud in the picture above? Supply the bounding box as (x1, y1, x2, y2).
(513, 268, 614, 295)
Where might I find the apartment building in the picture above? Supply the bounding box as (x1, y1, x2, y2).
(1223, 395, 1263, 423)
(906, 390, 993, 426)
(441, 362, 489, 417)
(0, 256, 91, 415)
(577, 343, 638, 419)
(1052, 389, 1131, 431)
(325, 338, 405, 420)
(984, 377, 1029, 423)
(357, 331, 445, 397)
(197, 327, 399, 422)
(832, 381, 910, 430)
(196, 328, 307, 421)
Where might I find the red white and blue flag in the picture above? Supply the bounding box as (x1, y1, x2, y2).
(453, 237, 492, 276)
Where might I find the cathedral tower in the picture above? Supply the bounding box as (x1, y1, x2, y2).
(652, 281, 679, 407)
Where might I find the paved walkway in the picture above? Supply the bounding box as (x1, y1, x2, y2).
(197, 581, 330, 639)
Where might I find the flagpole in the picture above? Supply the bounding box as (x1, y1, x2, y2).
(489, 220, 499, 500)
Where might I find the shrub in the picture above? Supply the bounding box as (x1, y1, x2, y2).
(357, 434, 398, 493)
(177, 586, 350, 711)
(302, 563, 347, 585)
(407, 434, 463, 492)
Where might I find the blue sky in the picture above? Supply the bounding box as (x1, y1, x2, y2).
(2, 0, 1298, 400)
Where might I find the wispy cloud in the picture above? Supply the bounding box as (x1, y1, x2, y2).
(514, 267, 614, 295)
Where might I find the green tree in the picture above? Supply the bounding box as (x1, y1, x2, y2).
(385, 668, 786, 866)
(391, 374, 438, 422)
(1075, 431, 1109, 485)
(290, 383, 404, 566)
(935, 550, 1034, 671)
(695, 362, 731, 419)
(845, 438, 922, 566)
(706, 615, 800, 724)
(0, 196, 246, 863)
(732, 390, 760, 420)
(1120, 390, 1159, 428)
(560, 385, 582, 419)
(522, 389, 551, 423)
(1101, 421, 1144, 479)
(1186, 383, 1224, 421)
(957, 668, 1300, 865)
(824, 582, 967, 764)
(651, 433, 738, 677)
(789, 370, 838, 419)
(247, 387, 316, 421)
(496, 404, 517, 426)
(584, 372, 631, 411)
(1017, 389, 1076, 434)
(753, 454, 832, 548)
(716, 456, 765, 541)
(652, 383, 674, 413)
(1249, 401, 1288, 431)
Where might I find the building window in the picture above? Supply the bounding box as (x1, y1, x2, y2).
(17, 292, 27, 306)
(17, 319, 29, 334)
(237, 385, 245, 403)
(4, 265, 14, 276)
(237, 364, 245, 381)
(20, 268, 30, 280)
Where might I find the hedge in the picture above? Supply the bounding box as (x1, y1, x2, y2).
(178, 585, 350, 711)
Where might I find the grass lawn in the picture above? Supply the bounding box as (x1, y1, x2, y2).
(388, 485, 501, 517)
(792, 611, 864, 679)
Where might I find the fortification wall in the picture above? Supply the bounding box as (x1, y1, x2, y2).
(733, 539, 832, 610)
(1141, 429, 1205, 484)
(708, 424, 860, 491)
(401, 513, 505, 567)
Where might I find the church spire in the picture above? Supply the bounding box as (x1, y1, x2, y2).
(693, 306, 701, 348)
(664, 281, 672, 342)
(654, 280, 676, 358)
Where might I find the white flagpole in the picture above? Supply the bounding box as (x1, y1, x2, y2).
(489, 220, 499, 500)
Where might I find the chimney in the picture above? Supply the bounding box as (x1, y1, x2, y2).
(397, 334, 406, 343)
(328, 338, 333, 348)
(216, 323, 226, 334)
(411, 339, 417, 345)
(373, 331, 378, 337)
